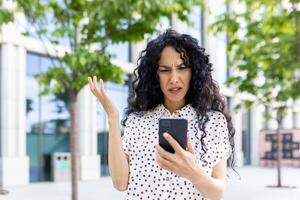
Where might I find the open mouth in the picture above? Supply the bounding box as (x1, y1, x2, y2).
(168, 87, 182, 93)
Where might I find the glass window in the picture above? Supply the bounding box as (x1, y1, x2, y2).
(26, 53, 70, 135)
(26, 53, 40, 76)
(40, 56, 60, 72)
(26, 76, 40, 133)
(40, 94, 70, 134)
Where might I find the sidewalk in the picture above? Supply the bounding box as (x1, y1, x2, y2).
(1, 166, 299, 200)
(224, 166, 300, 200)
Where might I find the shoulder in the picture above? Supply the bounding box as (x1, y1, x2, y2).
(207, 110, 227, 124)
(204, 110, 228, 134)
(125, 112, 141, 122)
(125, 110, 154, 124)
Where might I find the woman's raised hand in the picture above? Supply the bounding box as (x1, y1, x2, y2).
(88, 76, 119, 118)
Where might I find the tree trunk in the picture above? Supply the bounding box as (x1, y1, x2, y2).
(276, 126, 282, 187)
(276, 116, 283, 188)
(70, 92, 78, 200)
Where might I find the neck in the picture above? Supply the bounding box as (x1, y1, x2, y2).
(164, 100, 186, 114)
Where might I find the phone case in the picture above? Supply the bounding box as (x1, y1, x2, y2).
(158, 118, 188, 153)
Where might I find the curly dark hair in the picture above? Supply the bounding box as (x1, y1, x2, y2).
(123, 29, 235, 169)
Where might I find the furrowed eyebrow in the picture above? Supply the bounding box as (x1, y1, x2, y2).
(158, 63, 184, 68)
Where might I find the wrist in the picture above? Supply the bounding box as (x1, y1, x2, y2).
(108, 112, 119, 123)
(189, 166, 205, 185)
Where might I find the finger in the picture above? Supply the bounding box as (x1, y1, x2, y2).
(163, 133, 184, 155)
(187, 137, 195, 154)
(99, 79, 110, 102)
(93, 76, 98, 86)
(100, 79, 105, 93)
(156, 144, 174, 161)
(88, 77, 94, 89)
(156, 150, 174, 172)
(88, 76, 98, 96)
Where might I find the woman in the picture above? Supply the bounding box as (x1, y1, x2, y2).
(88, 29, 235, 200)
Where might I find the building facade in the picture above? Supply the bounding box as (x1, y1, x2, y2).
(1, 1, 300, 186)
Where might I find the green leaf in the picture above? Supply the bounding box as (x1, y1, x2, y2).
(0, 8, 14, 25)
(212, 0, 300, 121)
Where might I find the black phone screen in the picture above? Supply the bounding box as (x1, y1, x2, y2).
(158, 118, 188, 153)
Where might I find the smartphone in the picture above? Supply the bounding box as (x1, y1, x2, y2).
(158, 118, 188, 153)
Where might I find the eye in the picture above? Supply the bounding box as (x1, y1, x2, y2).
(178, 64, 188, 70)
(158, 68, 170, 72)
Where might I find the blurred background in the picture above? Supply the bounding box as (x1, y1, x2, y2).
(0, 0, 299, 199)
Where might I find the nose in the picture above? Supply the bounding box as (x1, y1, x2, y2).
(170, 69, 179, 85)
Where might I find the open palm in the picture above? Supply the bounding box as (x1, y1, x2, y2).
(88, 76, 118, 118)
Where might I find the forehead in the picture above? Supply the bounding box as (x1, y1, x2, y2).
(158, 46, 183, 66)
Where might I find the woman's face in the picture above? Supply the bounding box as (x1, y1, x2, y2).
(157, 46, 192, 110)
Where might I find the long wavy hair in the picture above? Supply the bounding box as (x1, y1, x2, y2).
(122, 29, 235, 168)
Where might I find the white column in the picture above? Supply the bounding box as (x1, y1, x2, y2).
(0, 43, 29, 186)
(202, 0, 227, 85)
(282, 108, 293, 129)
(231, 97, 244, 167)
(130, 42, 146, 66)
(77, 85, 100, 180)
(250, 105, 264, 165)
(294, 100, 300, 129)
(295, 112, 300, 129)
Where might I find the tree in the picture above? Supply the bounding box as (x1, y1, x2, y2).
(211, 0, 300, 188)
(12, 0, 204, 199)
(0, 0, 14, 25)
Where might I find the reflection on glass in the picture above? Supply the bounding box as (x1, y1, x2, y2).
(26, 53, 70, 135)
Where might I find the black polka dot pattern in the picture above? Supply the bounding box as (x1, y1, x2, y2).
(122, 104, 231, 200)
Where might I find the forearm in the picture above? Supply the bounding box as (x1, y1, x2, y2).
(108, 114, 129, 191)
(190, 168, 226, 200)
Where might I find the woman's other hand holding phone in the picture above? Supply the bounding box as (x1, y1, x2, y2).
(155, 133, 203, 181)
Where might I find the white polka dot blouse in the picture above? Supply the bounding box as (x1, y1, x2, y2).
(122, 104, 231, 200)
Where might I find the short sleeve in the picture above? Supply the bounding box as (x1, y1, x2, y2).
(211, 112, 231, 166)
(122, 113, 135, 156)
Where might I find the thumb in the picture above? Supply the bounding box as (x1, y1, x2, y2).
(187, 137, 195, 154)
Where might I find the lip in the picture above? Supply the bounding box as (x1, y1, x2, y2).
(168, 87, 182, 94)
